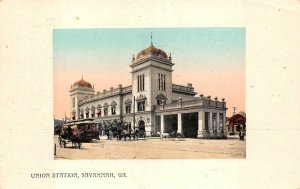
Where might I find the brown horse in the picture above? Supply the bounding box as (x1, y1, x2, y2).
(58, 125, 82, 149)
(70, 128, 83, 149)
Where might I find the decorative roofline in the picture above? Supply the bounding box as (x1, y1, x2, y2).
(131, 54, 174, 67)
(78, 85, 132, 105)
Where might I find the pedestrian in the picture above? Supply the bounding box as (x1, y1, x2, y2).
(106, 129, 109, 140)
(67, 125, 72, 140)
(109, 130, 113, 140)
(241, 130, 245, 141)
(239, 130, 242, 140)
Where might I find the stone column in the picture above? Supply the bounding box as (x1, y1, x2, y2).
(209, 112, 213, 135)
(223, 111, 227, 136)
(217, 112, 221, 137)
(177, 113, 182, 134)
(145, 122, 151, 137)
(160, 115, 165, 133)
(197, 111, 205, 138)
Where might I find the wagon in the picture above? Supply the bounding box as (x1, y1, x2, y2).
(58, 123, 82, 149)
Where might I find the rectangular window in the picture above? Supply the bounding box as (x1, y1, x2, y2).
(137, 75, 140, 92)
(142, 74, 144, 91)
(164, 74, 166, 91)
(160, 74, 163, 91)
(158, 74, 160, 90)
(72, 97, 75, 108)
(104, 108, 108, 116)
(137, 101, 145, 111)
(111, 107, 116, 115)
(125, 105, 131, 114)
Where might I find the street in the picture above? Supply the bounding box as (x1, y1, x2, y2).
(54, 135, 246, 159)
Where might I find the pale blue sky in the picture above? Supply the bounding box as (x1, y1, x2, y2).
(53, 28, 245, 72)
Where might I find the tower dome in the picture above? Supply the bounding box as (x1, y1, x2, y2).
(72, 78, 92, 88)
(135, 43, 168, 62)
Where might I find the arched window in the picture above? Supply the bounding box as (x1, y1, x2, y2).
(96, 104, 102, 117)
(124, 98, 132, 114)
(137, 74, 145, 92)
(158, 73, 166, 91)
(85, 107, 90, 118)
(91, 106, 95, 118)
(111, 101, 117, 115)
(103, 103, 109, 116)
(80, 109, 84, 119)
(136, 94, 146, 112)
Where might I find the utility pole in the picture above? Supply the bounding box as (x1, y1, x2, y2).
(233, 107, 237, 115)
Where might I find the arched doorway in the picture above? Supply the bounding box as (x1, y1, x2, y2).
(138, 120, 145, 132)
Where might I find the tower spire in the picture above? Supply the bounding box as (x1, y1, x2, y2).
(82, 74, 83, 80)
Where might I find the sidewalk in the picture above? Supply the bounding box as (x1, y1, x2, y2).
(98, 135, 242, 140)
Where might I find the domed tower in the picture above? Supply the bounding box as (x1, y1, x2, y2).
(130, 40, 174, 112)
(69, 77, 94, 120)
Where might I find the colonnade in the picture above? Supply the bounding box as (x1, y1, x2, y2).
(159, 111, 227, 139)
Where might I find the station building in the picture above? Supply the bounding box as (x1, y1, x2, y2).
(69, 41, 227, 138)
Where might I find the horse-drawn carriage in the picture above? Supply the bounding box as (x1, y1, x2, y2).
(116, 129, 147, 141)
(58, 123, 83, 149)
(58, 119, 100, 149)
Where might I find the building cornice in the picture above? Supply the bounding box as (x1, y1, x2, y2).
(154, 105, 227, 114)
(131, 64, 173, 73)
(78, 86, 132, 105)
(172, 90, 197, 96)
(130, 56, 174, 68)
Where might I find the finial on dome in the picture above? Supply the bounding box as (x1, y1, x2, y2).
(81, 74, 83, 80)
(169, 52, 172, 61)
(132, 54, 135, 62)
(150, 32, 153, 46)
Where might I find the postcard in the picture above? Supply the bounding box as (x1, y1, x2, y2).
(0, 1, 299, 189)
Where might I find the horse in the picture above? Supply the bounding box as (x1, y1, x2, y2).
(168, 130, 184, 140)
(132, 129, 146, 141)
(58, 125, 82, 149)
(160, 132, 170, 140)
(121, 129, 132, 141)
(116, 129, 132, 141)
(70, 128, 83, 149)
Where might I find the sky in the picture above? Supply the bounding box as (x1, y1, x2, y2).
(53, 28, 245, 119)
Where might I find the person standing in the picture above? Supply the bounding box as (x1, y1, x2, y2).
(67, 125, 72, 140)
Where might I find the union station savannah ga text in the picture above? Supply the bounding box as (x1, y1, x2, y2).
(69, 41, 227, 139)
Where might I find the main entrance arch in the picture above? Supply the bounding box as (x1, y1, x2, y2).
(138, 120, 145, 131)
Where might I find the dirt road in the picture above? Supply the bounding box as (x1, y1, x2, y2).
(54, 136, 246, 159)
